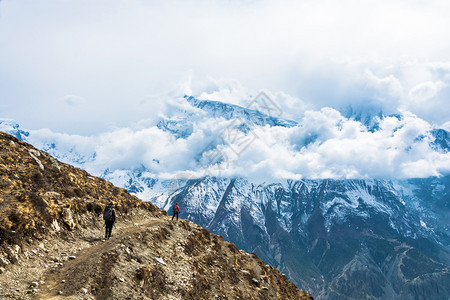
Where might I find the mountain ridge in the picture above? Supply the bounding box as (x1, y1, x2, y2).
(147, 176, 450, 299)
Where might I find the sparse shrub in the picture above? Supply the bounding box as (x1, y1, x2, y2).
(30, 171, 45, 187)
(180, 220, 192, 231)
(135, 265, 167, 299)
(184, 229, 211, 256)
(73, 187, 83, 197)
(212, 240, 222, 252)
(187, 274, 211, 299)
(204, 253, 215, 266)
(153, 226, 171, 243)
(184, 234, 197, 256)
(228, 243, 239, 254)
(29, 192, 50, 221)
(199, 228, 210, 241)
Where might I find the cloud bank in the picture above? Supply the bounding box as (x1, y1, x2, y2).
(25, 93, 450, 182)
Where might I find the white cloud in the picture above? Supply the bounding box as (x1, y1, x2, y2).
(364, 70, 404, 105)
(408, 80, 446, 104)
(25, 95, 450, 182)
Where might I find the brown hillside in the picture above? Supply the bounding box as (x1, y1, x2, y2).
(0, 131, 313, 299)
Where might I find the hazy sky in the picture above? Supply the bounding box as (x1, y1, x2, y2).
(1, 0, 450, 134)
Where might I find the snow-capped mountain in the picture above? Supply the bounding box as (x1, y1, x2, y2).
(156, 95, 297, 139)
(187, 96, 298, 128)
(2, 97, 450, 299)
(148, 177, 450, 300)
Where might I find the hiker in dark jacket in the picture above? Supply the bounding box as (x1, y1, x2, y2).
(103, 202, 116, 239)
(172, 202, 180, 221)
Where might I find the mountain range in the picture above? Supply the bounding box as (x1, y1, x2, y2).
(1, 96, 449, 299)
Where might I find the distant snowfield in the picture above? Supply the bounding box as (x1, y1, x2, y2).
(1, 91, 450, 183)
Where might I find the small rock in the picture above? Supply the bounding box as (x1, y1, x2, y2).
(119, 278, 125, 282)
(45, 191, 61, 198)
(28, 148, 41, 157)
(32, 288, 38, 293)
(134, 223, 139, 226)
(30, 282, 39, 288)
(31, 250, 37, 254)
(0, 267, 5, 274)
(81, 288, 88, 294)
(0, 257, 9, 267)
(262, 286, 269, 291)
(28, 149, 44, 170)
(251, 278, 260, 286)
(58, 291, 63, 295)
(155, 257, 167, 266)
(51, 219, 61, 232)
(49, 157, 60, 171)
(62, 208, 76, 230)
(61, 280, 66, 283)
(6, 245, 21, 264)
(68, 256, 76, 260)
(240, 270, 250, 275)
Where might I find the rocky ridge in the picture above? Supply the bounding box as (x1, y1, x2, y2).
(0, 131, 313, 299)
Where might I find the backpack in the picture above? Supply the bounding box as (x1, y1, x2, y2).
(172, 204, 179, 214)
(103, 205, 114, 221)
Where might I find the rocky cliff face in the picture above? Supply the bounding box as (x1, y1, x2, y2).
(0, 132, 313, 300)
(148, 177, 450, 300)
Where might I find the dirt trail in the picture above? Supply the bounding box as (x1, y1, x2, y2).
(37, 219, 164, 299)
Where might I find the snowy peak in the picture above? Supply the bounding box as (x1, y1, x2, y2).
(341, 105, 385, 131)
(431, 128, 450, 152)
(157, 95, 298, 138)
(187, 96, 298, 128)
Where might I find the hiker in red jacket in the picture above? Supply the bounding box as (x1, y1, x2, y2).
(172, 202, 180, 221)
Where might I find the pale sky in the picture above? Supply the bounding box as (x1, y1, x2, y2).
(1, 0, 450, 134)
